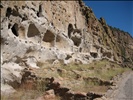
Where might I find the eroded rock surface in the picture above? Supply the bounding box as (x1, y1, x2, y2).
(1, 0, 133, 99)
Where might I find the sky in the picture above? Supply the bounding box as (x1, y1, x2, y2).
(83, 1, 133, 37)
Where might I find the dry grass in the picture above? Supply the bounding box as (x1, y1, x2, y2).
(1, 77, 48, 100)
(60, 59, 130, 80)
(56, 59, 131, 93)
(30, 59, 130, 94)
(1, 59, 131, 99)
(1, 90, 42, 100)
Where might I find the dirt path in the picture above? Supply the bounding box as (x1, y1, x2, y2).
(106, 71, 133, 100)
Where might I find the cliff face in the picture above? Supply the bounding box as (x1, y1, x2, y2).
(1, 0, 133, 98)
(109, 26, 133, 67)
(79, 1, 133, 67)
(1, 1, 117, 64)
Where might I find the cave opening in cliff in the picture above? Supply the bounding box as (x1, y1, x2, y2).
(43, 30, 55, 42)
(6, 7, 12, 18)
(68, 23, 73, 38)
(37, 4, 43, 17)
(6, 6, 20, 18)
(71, 37, 81, 47)
(11, 23, 19, 37)
(27, 23, 40, 37)
(90, 52, 98, 58)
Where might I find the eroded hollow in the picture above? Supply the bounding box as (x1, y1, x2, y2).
(11, 23, 19, 37)
(90, 52, 98, 58)
(43, 30, 55, 42)
(27, 23, 40, 37)
(6, 6, 20, 18)
(71, 37, 81, 47)
(68, 23, 73, 38)
(37, 4, 43, 17)
(6, 7, 12, 18)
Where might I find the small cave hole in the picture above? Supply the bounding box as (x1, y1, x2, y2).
(5, 42, 9, 45)
(79, 48, 82, 52)
(8, 23, 12, 29)
(14, 5, 19, 11)
(11, 23, 19, 37)
(68, 23, 73, 38)
(37, 4, 43, 17)
(27, 23, 40, 37)
(43, 30, 55, 42)
(39, 4, 42, 12)
(71, 37, 81, 47)
(6, 7, 12, 18)
(22, 6, 25, 10)
(12, 8, 20, 17)
(0, 3, 3, 8)
(6, 6, 20, 17)
(90, 52, 98, 58)
(51, 22, 54, 26)
(65, 55, 72, 60)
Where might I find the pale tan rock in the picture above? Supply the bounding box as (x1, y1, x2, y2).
(1, 0, 133, 97)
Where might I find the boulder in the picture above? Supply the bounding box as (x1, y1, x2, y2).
(1, 62, 23, 94)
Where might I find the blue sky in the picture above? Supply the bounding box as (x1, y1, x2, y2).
(83, 1, 133, 37)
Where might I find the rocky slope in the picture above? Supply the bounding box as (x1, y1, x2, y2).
(1, 0, 133, 100)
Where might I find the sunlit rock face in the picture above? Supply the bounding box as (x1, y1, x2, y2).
(1, 0, 133, 95)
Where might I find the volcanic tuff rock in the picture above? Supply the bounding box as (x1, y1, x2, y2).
(1, 0, 133, 97)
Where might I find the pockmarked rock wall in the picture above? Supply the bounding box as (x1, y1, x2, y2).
(1, 0, 133, 94)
